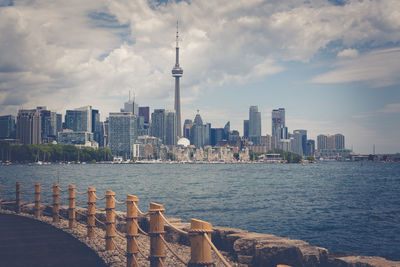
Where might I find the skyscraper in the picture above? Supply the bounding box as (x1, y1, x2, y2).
(65, 106, 92, 132)
(172, 22, 183, 138)
(0, 115, 16, 139)
(16, 109, 41, 144)
(334, 134, 345, 149)
(317, 134, 328, 151)
(293, 129, 307, 156)
(183, 119, 193, 139)
(249, 106, 261, 145)
(165, 111, 177, 146)
(272, 108, 285, 149)
(108, 112, 136, 158)
(151, 109, 166, 143)
(243, 120, 249, 138)
(191, 112, 204, 148)
(139, 107, 150, 124)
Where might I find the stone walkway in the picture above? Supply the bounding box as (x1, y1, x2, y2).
(0, 213, 107, 267)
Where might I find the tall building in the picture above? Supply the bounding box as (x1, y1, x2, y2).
(292, 130, 306, 155)
(211, 128, 225, 146)
(172, 22, 183, 138)
(92, 109, 103, 146)
(334, 134, 345, 149)
(0, 115, 16, 139)
(293, 130, 307, 156)
(165, 111, 177, 146)
(151, 109, 166, 143)
(191, 112, 204, 148)
(243, 120, 249, 138)
(317, 134, 328, 150)
(183, 119, 193, 139)
(248, 106, 261, 145)
(108, 112, 137, 158)
(272, 108, 285, 149)
(65, 106, 92, 132)
(306, 139, 315, 156)
(121, 93, 139, 116)
(327, 135, 335, 149)
(16, 109, 41, 144)
(139, 107, 150, 124)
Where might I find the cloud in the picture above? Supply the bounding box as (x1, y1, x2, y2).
(352, 103, 400, 119)
(1, 0, 400, 120)
(337, 48, 359, 58)
(312, 47, 400, 87)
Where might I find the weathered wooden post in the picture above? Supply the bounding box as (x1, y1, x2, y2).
(105, 190, 116, 250)
(68, 185, 76, 228)
(34, 182, 40, 218)
(52, 183, 59, 222)
(188, 219, 214, 267)
(149, 202, 165, 267)
(277, 265, 292, 267)
(87, 187, 96, 237)
(16, 182, 21, 214)
(126, 195, 139, 267)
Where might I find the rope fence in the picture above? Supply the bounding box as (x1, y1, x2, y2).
(0, 181, 236, 267)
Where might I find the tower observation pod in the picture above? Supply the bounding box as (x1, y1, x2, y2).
(172, 21, 183, 138)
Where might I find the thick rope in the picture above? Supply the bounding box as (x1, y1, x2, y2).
(110, 237, 126, 255)
(133, 220, 149, 236)
(158, 257, 165, 267)
(75, 200, 87, 206)
(203, 233, 232, 267)
(112, 195, 126, 205)
(76, 190, 87, 195)
(158, 211, 189, 235)
(160, 235, 188, 265)
(94, 193, 106, 201)
(132, 201, 149, 216)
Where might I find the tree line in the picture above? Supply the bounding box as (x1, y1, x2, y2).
(0, 141, 112, 163)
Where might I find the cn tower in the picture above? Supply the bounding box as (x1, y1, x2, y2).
(172, 21, 183, 138)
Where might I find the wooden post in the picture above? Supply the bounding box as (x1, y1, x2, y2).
(149, 202, 165, 267)
(52, 183, 59, 222)
(105, 190, 116, 250)
(277, 265, 292, 267)
(16, 182, 21, 214)
(34, 182, 40, 218)
(68, 185, 76, 228)
(188, 219, 214, 267)
(126, 195, 139, 267)
(87, 187, 96, 237)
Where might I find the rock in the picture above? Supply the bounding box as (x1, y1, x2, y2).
(331, 256, 400, 267)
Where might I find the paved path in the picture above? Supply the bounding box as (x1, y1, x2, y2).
(0, 213, 107, 267)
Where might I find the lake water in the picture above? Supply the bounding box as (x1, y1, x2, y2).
(1, 162, 399, 260)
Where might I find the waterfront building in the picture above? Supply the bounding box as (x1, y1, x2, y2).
(65, 106, 92, 132)
(183, 119, 193, 139)
(306, 139, 315, 156)
(317, 134, 328, 151)
(139, 107, 150, 124)
(327, 135, 335, 149)
(172, 22, 183, 138)
(243, 120, 249, 138)
(92, 109, 103, 147)
(165, 111, 177, 146)
(108, 112, 137, 159)
(16, 109, 41, 144)
(249, 106, 261, 145)
(191, 113, 204, 148)
(280, 138, 292, 152)
(0, 115, 16, 139)
(260, 135, 272, 151)
(272, 108, 285, 149)
(293, 130, 307, 156)
(334, 133, 345, 149)
(151, 109, 166, 144)
(58, 130, 97, 148)
(210, 128, 225, 147)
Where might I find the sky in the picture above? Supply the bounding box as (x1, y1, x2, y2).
(0, 0, 399, 154)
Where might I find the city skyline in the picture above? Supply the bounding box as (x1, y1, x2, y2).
(0, 1, 399, 154)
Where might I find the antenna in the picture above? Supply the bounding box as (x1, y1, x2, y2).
(176, 20, 179, 47)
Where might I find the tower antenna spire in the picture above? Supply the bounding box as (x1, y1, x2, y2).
(176, 20, 179, 48)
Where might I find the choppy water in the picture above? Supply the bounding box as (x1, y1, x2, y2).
(1, 162, 399, 260)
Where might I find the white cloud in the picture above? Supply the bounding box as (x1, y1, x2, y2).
(312, 47, 400, 87)
(0, 0, 400, 121)
(337, 48, 359, 58)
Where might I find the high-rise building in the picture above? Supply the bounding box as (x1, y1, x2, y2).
(243, 120, 249, 138)
(108, 112, 137, 158)
(306, 139, 315, 156)
(16, 109, 41, 144)
(272, 108, 285, 149)
(210, 128, 225, 146)
(121, 94, 139, 116)
(172, 22, 183, 138)
(183, 119, 193, 139)
(165, 111, 177, 146)
(327, 135, 335, 149)
(334, 134, 345, 149)
(0, 115, 16, 139)
(139, 107, 150, 124)
(248, 106, 261, 145)
(151, 109, 166, 143)
(65, 106, 92, 132)
(191, 113, 204, 148)
(293, 130, 307, 156)
(292, 130, 306, 155)
(317, 134, 328, 150)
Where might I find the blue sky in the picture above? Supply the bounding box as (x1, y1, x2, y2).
(0, 0, 399, 154)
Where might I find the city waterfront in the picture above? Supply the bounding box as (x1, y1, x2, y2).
(1, 161, 399, 260)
